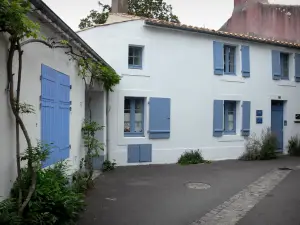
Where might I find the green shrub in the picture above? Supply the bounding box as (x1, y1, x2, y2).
(102, 160, 116, 172)
(240, 128, 278, 161)
(178, 150, 205, 165)
(288, 135, 300, 156)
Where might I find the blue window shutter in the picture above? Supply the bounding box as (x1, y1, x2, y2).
(41, 64, 58, 167)
(295, 54, 300, 82)
(149, 97, 171, 139)
(272, 50, 281, 80)
(128, 145, 140, 163)
(213, 100, 224, 137)
(241, 46, 250, 77)
(242, 101, 251, 136)
(57, 72, 71, 161)
(213, 41, 224, 75)
(139, 144, 152, 162)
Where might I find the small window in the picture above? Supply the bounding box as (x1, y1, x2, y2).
(124, 97, 144, 137)
(280, 53, 289, 79)
(224, 101, 236, 134)
(128, 46, 143, 69)
(224, 45, 236, 75)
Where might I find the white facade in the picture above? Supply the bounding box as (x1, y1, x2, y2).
(0, 16, 89, 200)
(78, 15, 300, 166)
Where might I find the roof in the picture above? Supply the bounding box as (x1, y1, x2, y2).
(29, 0, 113, 69)
(79, 13, 300, 49)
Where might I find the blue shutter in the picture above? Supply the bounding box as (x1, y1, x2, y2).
(139, 144, 152, 162)
(295, 54, 300, 82)
(241, 46, 250, 77)
(272, 50, 281, 80)
(213, 100, 224, 137)
(128, 145, 140, 163)
(41, 64, 58, 167)
(57, 72, 71, 161)
(213, 41, 224, 75)
(242, 101, 251, 136)
(149, 97, 171, 139)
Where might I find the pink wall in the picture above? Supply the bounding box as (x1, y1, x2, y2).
(221, 2, 300, 43)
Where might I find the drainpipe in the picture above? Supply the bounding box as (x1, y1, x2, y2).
(105, 90, 110, 161)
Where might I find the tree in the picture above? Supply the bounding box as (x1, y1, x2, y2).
(79, 0, 180, 29)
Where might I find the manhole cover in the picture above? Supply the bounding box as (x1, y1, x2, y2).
(186, 182, 211, 190)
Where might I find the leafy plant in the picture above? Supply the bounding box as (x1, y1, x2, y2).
(178, 150, 205, 165)
(102, 160, 117, 172)
(240, 128, 278, 161)
(79, 0, 180, 29)
(287, 135, 300, 156)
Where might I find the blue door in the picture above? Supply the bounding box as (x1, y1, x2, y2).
(41, 65, 71, 167)
(271, 101, 284, 151)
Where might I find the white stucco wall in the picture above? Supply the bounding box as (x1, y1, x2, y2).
(0, 18, 86, 199)
(78, 19, 300, 166)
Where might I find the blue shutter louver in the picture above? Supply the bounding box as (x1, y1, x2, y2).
(149, 97, 171, 139)
(127, 145, 140, 163)
(241, 45, 250, 77)
(213, 41, 224, 75)
(242, 101, 251, 136)
(272, 50, 281, 80)
(295, 54, 300, 82)
(213, 100, 224, 137)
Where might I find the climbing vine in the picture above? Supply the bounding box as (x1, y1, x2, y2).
(0, 0, 120, 218)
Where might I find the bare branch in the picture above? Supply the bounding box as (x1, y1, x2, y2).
(20, 39, 53, 48)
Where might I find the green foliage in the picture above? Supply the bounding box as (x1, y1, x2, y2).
(0, 0, 40, 38)
(102, 160, 116, 172)
(178, 150, 205, 165)
(79, 0, 180, 29)
(0, 144, 86, 225)
(288, 135, 300, 156)
(240, 128, 278, 161)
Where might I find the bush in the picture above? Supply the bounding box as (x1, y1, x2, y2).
(288, 135, 300, 156)
(102, 160, 116, 172)
(178, 150, 205, 165)
(240, 128, 278, 161)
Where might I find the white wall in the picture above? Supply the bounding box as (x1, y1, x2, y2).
(78, 20, 300, 166)
(0, 18, 86, 199)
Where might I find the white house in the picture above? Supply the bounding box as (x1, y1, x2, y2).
(78, 12, 300, 166)
(0, 0, 112, 200)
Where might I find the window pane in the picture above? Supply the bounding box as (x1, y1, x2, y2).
(281, 53, 289, 78)
(134, 56, 141, 66)
(129, 47, 134, 57)
(229, 47, 235, 73)
(227, 121, 234, 131)
(227, 112, 234, 123)
(124, 99, 131, 132)
(128, 56, 134, 65)
(224, 48, 227, 72)
(134, 99, 143, 132)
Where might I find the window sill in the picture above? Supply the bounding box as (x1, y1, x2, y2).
(220, 76, 245, 83)
(217, 135, 245, 142)
(277, 80, 296, 87)
(128, 65, 143, 70)
(124, 133, 145, 138)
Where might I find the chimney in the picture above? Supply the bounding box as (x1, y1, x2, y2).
(234, 0, 268, 8)
(111, 0, 128, 13)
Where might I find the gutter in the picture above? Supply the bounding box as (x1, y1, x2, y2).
(29, 0, 114, 70)
(145, 20, 300, 50)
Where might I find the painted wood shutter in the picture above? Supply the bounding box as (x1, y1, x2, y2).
(295, 54, 300, 82)
(58, 72, 71, 161)
(272, 50, 281, 80)
(128, 144, 152, 163)
(213, 41, 224, 75)
(149, 97, 171, 139)
(41, 65, 71, 167)
(241, 101, 251, 136)
(241, 46, 250, 77)
(213, 100, 224, 137)
(41, 65, 57, 167)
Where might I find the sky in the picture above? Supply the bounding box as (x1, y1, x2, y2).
(43, 0, 300, 31)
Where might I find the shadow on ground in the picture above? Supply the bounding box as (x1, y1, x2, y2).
(78, 157, 300, 225)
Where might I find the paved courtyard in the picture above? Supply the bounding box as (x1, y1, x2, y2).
(79, 157, 300, 225)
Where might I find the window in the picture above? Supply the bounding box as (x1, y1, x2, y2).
(128, 46, 143, 69)
(224, 45, 236, 75)
(224, 101, 236, 134)
(280, 53, 289, 79)
(124, 97, 144, 136)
